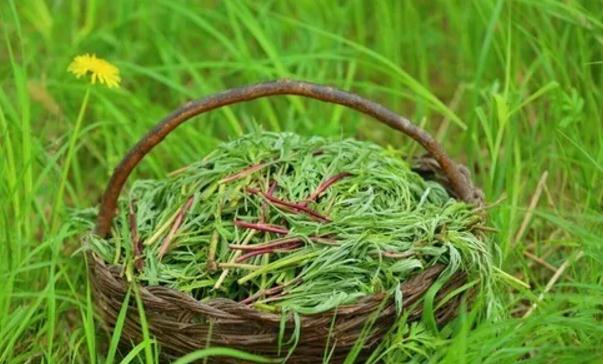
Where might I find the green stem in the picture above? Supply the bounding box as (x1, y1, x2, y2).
(237, 250, 319, 285)
(49, 87, 91, 233)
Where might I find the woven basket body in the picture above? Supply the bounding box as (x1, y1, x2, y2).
(89, 80, 484, 363)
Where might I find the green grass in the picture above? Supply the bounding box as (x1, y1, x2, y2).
(1, 0, 602, 363)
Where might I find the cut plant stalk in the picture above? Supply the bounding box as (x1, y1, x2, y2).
(128, 200, 143, 271)
(381, 251, 415, 259)
(143, 205, 186, 247)
(235, 243, 303, 263)
(219, 162, 270, 184)
(229, 237, 304, 251)
(233, 219, 289, 235)
(217, 262, 260, 270)
(214, 229, 257, 290)
(237, 250, 321, 285)
(228, 235, 337, 252)
(247, 187, 331, 222)
(240, 278, 301, 304)
(207, 230, 220, 272)
(303, 172, 353, 205)
(259, 181, 278, 223)
(158, 196, 194, 259)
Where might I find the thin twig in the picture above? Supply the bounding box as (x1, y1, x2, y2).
(513, 171, 549, 248)
(473, 193, 507, 212)
(523, 251, 584, 318)
(523, 251, 557, 273)
(435, 84, 465, 142)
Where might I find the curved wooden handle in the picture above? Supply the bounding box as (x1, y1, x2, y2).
(95, 79, 477, 237)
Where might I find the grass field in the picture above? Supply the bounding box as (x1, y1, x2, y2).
(1, 0, 602, 363)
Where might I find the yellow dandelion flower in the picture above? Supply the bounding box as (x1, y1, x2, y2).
(68, 53, 121, 88)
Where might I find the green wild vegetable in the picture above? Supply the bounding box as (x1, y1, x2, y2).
(89, 131, 495, 317)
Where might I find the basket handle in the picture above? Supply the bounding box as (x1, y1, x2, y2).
(95, 79, 479, 237)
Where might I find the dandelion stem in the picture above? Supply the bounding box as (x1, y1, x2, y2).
(49, 87, 90, 233)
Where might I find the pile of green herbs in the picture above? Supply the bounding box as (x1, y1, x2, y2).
(89, 132, 493, 315)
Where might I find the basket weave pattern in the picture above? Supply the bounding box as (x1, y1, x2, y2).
(91, 256, 466, 362)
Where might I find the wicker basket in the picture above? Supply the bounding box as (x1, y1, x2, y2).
(89, 80, 484, 363)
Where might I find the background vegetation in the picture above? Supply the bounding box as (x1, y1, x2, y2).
(1, 0, 602, 363)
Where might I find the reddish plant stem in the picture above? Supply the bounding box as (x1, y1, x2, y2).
(235, 247, 274, 263)
(267, 181, 277, 195)
(158, 196, 194, 259)
(128, 200, 144, 271)
(241, 286, 284, 305)
(240, 279, 301, 305)
(235, 242, 303, 263)
(257, 292, 288, 304)
(259, 181, 278, 224)
(229, 235, 338, 252)
(304, 172, 352, 205)
(234, 219, 289, 235)
(230, 237, 302, 251)
(219, 162, 270, 184)
(276, 201, 331, 222)
(247, 187, 331, 222)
